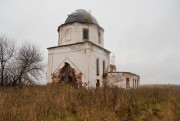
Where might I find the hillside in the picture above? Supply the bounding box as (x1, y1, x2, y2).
(0, 84, 180, 121)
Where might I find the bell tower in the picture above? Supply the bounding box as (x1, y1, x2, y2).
(47, 9, 110, 87)
(57, 9, 104, 48)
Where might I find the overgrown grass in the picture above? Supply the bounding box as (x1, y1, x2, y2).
(0, 84, 179, 121)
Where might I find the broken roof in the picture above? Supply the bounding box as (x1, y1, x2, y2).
(108, 72, 140, 77)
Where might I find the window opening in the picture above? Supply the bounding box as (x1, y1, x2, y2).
(126, 78, 130, 89)
(103, 61, 105, 75)
(96, 58, 99, 76)
(96, 79, 100, 87)
(98, 30, 101, 44)
(83, 28, 89, 40)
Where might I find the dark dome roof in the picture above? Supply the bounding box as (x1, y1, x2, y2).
(65, 9, 100, 26)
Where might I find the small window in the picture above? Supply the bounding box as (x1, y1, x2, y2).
(137, 80, 139, 88)
(126, 78, 130, 89)
(98, 30, 101, 44)
(96, 58, 99, 76)
(96, 79, 100, 88)
(103, 61, 105, 75)
(83, 28, 89, 40)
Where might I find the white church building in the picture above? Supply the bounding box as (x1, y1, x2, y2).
(47, 9, 140, 88)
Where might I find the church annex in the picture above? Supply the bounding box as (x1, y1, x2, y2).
(47, 9, 140, 88)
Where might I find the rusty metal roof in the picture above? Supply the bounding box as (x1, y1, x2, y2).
(63, 9, 103, 29)
(65, 9, 99, 26)
(58, 9, 104, 32)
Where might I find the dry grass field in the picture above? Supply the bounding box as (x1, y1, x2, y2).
(0, 84, 180, 121)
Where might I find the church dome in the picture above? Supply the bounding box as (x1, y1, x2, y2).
(64, 9, 100, 27)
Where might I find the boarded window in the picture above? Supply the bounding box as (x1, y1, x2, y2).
(96, 58, 99, 76)
(83, 28, 89, 40)
(64, 28, 71, 41)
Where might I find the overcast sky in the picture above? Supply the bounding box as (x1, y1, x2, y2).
(0, 0, 180, 84)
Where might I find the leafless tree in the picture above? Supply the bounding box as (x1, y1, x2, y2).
(0, 35, 45, 86)
(7, 41, 45, 85)
(0, 35, 16, 85)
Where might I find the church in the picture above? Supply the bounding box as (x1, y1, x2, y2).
(47, 9, 140, 88)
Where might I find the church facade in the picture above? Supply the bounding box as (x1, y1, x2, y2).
(47, 9, 140, 88)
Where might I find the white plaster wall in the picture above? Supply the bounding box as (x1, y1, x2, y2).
(87, 45, 110, 87)
(58, 22, 104, 47)
(47, 42, 110, 88)
(47, 46, 86, 84)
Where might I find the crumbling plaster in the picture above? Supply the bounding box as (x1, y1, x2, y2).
(47, 41, 110, 87)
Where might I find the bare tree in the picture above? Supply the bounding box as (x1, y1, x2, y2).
(7, 41, 45, 85)
(0, 35, 45, 86)
(0, 35, 16, 85)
